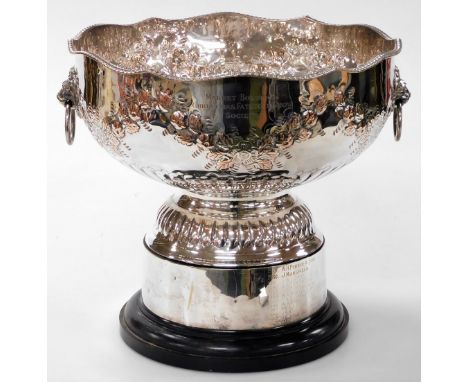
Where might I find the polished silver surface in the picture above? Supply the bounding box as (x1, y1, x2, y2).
(58, 14, 410, 198)
(145, 193, 323, 267)
(58, 14, 411, 330)
(142, 244, 327, 330)
(69, 13, 401, 81)
(67, 55, 401, 198)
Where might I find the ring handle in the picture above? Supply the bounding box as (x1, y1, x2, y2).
(392, 66, 410, 142)
(64, 101, 76, 145)
(393, 103, 402, 142)
(57, 67, 80, 145)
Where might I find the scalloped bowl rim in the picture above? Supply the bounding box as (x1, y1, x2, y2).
(68, 12, 401, 81)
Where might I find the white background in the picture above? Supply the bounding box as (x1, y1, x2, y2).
(48, 1, 420, 381)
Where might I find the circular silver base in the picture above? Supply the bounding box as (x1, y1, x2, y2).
(142, 241, 327, 330)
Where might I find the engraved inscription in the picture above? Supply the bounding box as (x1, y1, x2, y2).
(273, 257, 315, 280)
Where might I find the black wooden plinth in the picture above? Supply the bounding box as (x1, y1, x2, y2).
(119, 290, 348, 372)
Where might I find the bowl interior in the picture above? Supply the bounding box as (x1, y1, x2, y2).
(69, 13, 400, 81)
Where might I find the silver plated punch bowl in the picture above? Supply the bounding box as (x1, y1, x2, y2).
(57, 13, 410, 372)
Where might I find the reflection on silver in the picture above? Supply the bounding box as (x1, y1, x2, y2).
(69, 13, 400, 81)
(142, 246, 326, 330)
(57, 14, 411, 330)
(145, 193, 323, 267)
(67, 56, 401, 198)
(58, 14, 410, 198)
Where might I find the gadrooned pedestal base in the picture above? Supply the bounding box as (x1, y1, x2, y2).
(119, 290, 349, 372)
